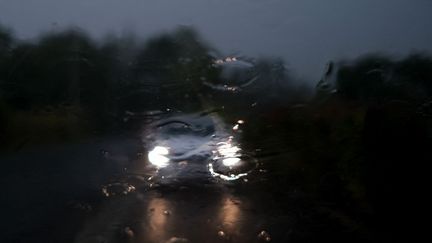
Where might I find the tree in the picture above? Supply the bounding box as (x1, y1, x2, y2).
(394, 53, 432, 99)
(0, 24, 13, 86)
(336, 53, 432, 102)
(336, 54, 395, 101)
(0, 24, 12, 58)
(125, 26, 216, 111)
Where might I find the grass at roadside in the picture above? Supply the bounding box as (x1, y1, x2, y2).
(0, 104, 92, 153)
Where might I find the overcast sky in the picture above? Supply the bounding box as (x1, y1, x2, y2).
(1, 0, 432, 81)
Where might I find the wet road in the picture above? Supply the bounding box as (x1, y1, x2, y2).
(74, 112, 278, 243)
(1, 105, 372, 243)
(0, 111, 295, 243)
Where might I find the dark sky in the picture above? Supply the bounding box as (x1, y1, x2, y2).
(1, 0, 432, 81)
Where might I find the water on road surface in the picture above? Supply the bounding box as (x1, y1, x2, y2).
(1, 110, 301, 243)
(75, 112, 274, 243)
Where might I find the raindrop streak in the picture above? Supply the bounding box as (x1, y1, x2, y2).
(203, 56, 259, 92)
(166, 237, 189, 243)
(217, 230, 226, 237)
(208, 133, 257, 181)
(101, 183, 136, 197)
(124, 226, 134, 238)
(67, 201, 92, 212)
(100, 149, 109, 158)
(208, 163, 249, 181)
(258, 230, 272, 242)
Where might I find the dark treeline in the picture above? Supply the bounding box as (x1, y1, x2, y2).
(0, 26, 210, 117)
(0, 23, 304, 149)
(336, 54, 432, 102)
(242, 53, 432, 241)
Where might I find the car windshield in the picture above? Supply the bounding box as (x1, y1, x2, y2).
(1, 1, 431, 242)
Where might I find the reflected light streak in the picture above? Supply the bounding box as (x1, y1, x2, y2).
(219, 197, 241, 231)
(145, 198, 170, 242)
(148, 146, 170, 168)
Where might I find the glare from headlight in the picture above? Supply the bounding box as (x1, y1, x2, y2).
(148, 146, 170, 168)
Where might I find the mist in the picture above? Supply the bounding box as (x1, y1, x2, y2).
(1, 0, 432, 81)
(2, 1, 432, 242)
